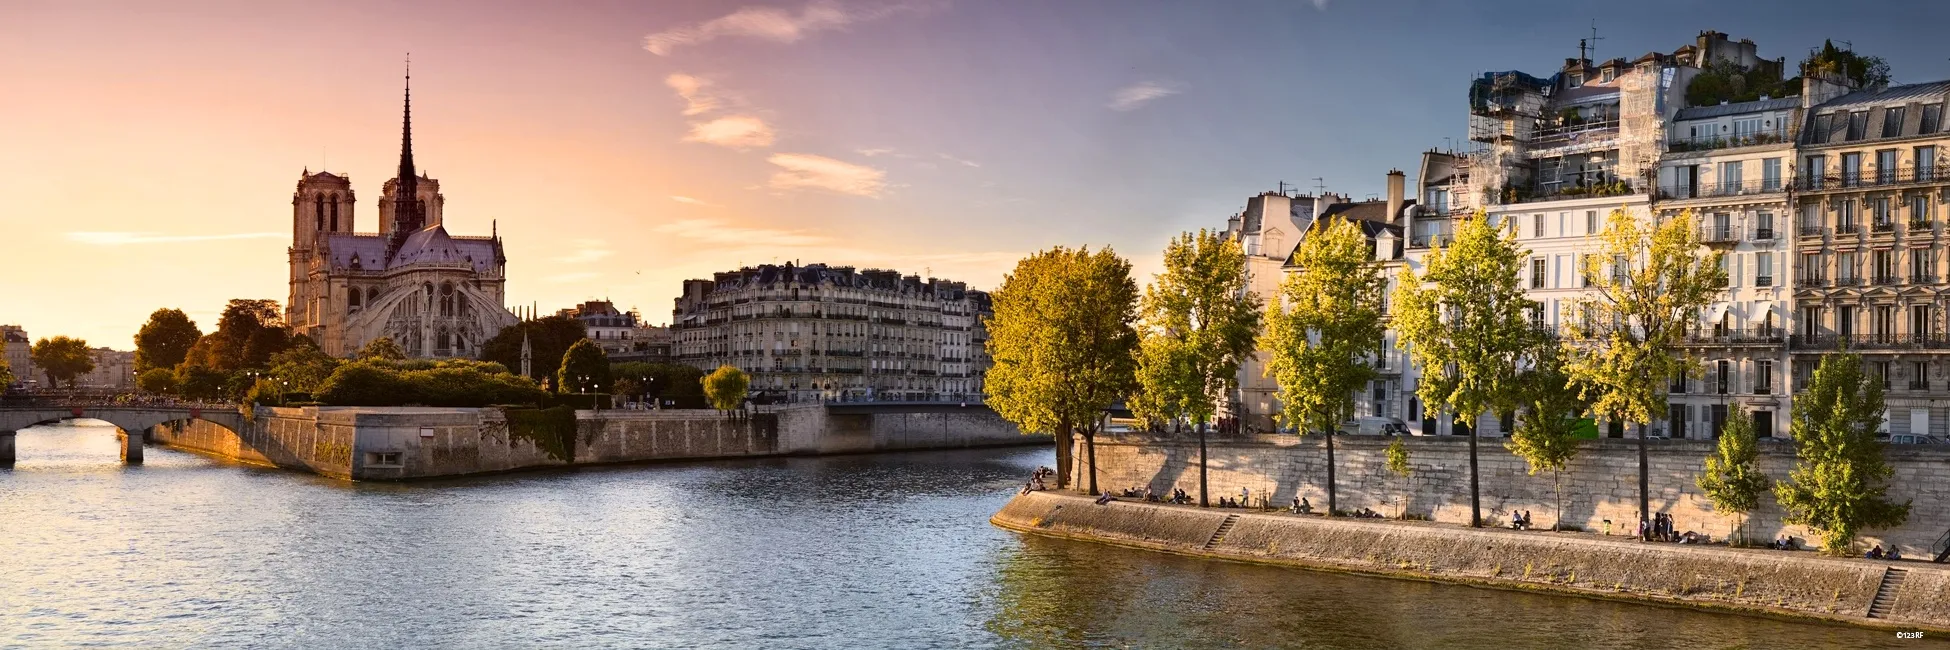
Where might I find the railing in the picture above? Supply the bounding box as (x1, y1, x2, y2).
(1698, 225, 1740, 243)
(1755, 275, 1774, 287)
(1665, 128, 1793, 153)
(1753, 227, 1775, 240)
(1872, 220, 1896, 233)
(1837, 223, 1861, 235)
(1531, 117, 1620, 148)
(1914, 274, 1937, 284)
(1910, 380, 1931, 391)
(1795, 166, 1950, 192)
(1799, 275, 1828, 287)
(1657, 177, 1787, 200)
(1796, 333, 1950, 350)
(1911, 220, 1936, 234)
(1409, 233, 1454, 248)
(1683, 327, 1786, 345)
(1799, 225, 1824, 237)
(1513, 180, 1640, 205)
(1874, 275, 1902, 286)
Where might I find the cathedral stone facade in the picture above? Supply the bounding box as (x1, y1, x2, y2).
(286, 74, 515, 358)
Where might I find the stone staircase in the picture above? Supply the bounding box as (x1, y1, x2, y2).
(1204, 514, 1239, 551)
(1866, 567, 1908, 619)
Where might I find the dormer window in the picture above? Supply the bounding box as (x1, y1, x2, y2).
(1600, 67, 1615, 83)
(1568, 72, 1584, 88)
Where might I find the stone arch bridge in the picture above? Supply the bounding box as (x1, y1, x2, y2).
(0, 405, 246, 465)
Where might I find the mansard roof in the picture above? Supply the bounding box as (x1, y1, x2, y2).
(323, 229, 500, 275)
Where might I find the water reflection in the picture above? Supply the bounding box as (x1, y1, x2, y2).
(1, 423, 1929, 649)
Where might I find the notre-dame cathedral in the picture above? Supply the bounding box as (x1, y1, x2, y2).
(285, 72, 516, 358)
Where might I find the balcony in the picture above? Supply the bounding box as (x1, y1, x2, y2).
(1510, 179, 1639, 205)
(1837, 223, 1862, 235)
(1657, 178, 1788, 201)
(1909, 220, 1936, 235)
(1874, 275, 1902, 286)
(1799, 225, 1824, 238)
(1531, 117, 1620, 148)
(1872, 220, 1896, 234)
(1698, 225, 1740, 245)
(1665, 128, 1793, 154)
(1682, 327, 1786, 346)
(1799, 275, 1828, 287)
(1409, 233, 1454, 248)
(1914, 274, 1937, 285)
(1753, 227, 1775, 240)
(1756, 275, 1774, 287)
(1910, 380, 1931, 391)
(1795, 166, 1950, 193)
(1795, 333, 1950, 351)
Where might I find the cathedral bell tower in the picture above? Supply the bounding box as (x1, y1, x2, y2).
(289, 170, 354, 329)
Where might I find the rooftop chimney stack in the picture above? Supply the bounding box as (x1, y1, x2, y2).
(1385, 169, 1406, 224)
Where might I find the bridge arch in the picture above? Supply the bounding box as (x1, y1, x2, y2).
(0, 406, 246, 465)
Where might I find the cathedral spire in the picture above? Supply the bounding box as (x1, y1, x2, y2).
(400, 55, 416, 187)
(388, 56, 425, 258)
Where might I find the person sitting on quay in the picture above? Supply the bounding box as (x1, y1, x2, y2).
(1095, 493, 1114, 506)
(1522, 511, 1533, 530)
(1867, 544, 1885, 560)
(1888, 546, 1903, 561)
(1511, 510, 1525, 530)
(1680, 531, 1700, 544)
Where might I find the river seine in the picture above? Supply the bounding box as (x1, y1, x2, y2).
(0, 422, 1933, 648)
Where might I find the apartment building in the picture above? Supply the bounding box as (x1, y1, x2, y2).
(670, 263, 991, 403)
(1656, 96, 1800, 440)
(1792, 75, 1950, 439)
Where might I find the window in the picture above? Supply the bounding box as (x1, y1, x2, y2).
(1875, 250, 1895, 282)
(1839, 198, 1857, 230)
(1843, 153, 1863, 186)
(1715, 359, 1730, 395)
(1568, 72, 1583, 88)
(1801, 204, 1822, 234)
(1600, 67, 1614, 83)
(1711, 212, 1731, 240)
(1919, 146, 1938, 180)
(1914, 195, 1933, 226)
(1534, 213, 1545, 238)
(367, 452, 403, 467)
(1801, 252, 1823, 283)
(1762, 158, 1782, 191)
(1670, 370, 1687, 394)
(1914, 249, 1934, 282)
(1883, 106, 1907, 138)
(1427, 188, 1449, 213)
(1838, 252, 1858, 282)
(314, 194, 325, 231)
(1585, 210, 1599, 234)
(1876, 361, 1891, 389)
(1876, 306, 1897, 342)
(1756, 211, 1774, 239)
(1804, 154, 1827, 189)
(1756, 360, 1773, 394)
(1719, 161, 1743, 193)
(1847, 111, 1869, 141)
(1878, 149, 1898, 184)
(1756, 252, 1773, 287)
(1874, 197, 1893, 227)
(1811, 114, 1834, 143)
(348, 289, 361, 310)
(1531, 258, 1546, 289)
(1801, 306, 1822, 339)
(1924, 104, 1946, 134)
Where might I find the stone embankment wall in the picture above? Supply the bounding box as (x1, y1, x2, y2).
(149, 404, 1043, 480)
(1076, 434, 1950, 555)
(994, 491, 1950, 632)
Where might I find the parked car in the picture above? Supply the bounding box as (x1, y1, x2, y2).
(1888, 433, 1945, 445)
(1337, 416, 1408, 436)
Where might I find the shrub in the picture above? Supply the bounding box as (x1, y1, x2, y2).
(314, 360, 546, 408)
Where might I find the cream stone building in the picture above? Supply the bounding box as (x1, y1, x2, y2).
(672, 263, 991, 403)
(285, 74, 515, 358)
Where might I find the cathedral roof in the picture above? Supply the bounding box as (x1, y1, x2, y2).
(323, 229, 500, 274)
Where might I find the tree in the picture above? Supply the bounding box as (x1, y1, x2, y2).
(0, 335, 13, 388)
(1697, 404, 1773, 545)
(1802, 39, 1891, 89)
(358, 336, 407, 362)
(702, 365, 751, 413)
(1563, 208, 1724, 538)
(269, 339, 344, 394)
(1394, 211, 1539, 527)
(180, 299, 292, 374)
(136, 367, 177, 395)
(1385, 436, 1411, 519)
(31, 336, 95, 388)
(479, 316, 588, 381)
(556, 339, 610, 394)
(134, 308, 201, 373)
(1262, 218, 1385, 515)
(610, 362, 708, 409)
(1776, 353, 1911, 555)
(1505, 347, 1587, 531)
(986, 246, 1140, 494)
(1132, 230, 1262, 506)
(173, 364, 229, 400)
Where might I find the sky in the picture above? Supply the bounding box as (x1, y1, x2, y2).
(5, 0, 1950, 348)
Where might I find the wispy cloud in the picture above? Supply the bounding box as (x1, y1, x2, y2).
(556, 240, 614, 264)
(855, 147, 897, 157)
(1311, 0, 1330, 10)
(644, 0, 937, 56)
(937, 152, 980, 168)
(653, 218, 834, 248)
(767, 153, 887, 198)
(1107, 81, 1180, 112)
(653, 215, 1022, 276)
(68, 231, 282, 245)
(670, 195, 720, 207)
(683, 115, 777, 149)
(665, 73, 723, 116)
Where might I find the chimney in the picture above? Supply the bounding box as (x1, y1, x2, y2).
(1385, 169, 1406, 224)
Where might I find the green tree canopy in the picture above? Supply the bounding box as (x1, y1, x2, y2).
(556, 339, 611, 394)
(1802, 39, 1891, 88)
(608, 361, 706, 408)
(1563, 208, 1724, 531)
(1777, 353, 1910, 555)
(1505, 346, 1588, 530)
(1133, 230, 1261, 505)
(1392, 211, 1538, 526)
(1697, 403, 1773, 545)
(136, 367, 177, 395)
(133, 308, 202, 373)
(986, 246, 1140, 494)
(181, 299, 292, 374)
(313, 359, 545, 407)
(480, 315, 588, 381)
(702, 365, 751, 412)
(31, 336, 96, 388)
(172, 365, 229, 400)
(358, 336, 408, 362)
(269, 338, 344, 394)
(0, 335, 13, 388)
(1262, 218, 1386, 513)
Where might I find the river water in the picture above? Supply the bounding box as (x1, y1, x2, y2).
(0, 422, 1934, 649)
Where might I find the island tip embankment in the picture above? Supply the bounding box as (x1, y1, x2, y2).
(992, 491, 1950, 633)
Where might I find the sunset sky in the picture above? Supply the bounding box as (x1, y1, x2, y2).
(5, 0, 1949, 348)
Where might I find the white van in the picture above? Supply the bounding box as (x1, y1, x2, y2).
(1337, 416, 1408, 436)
